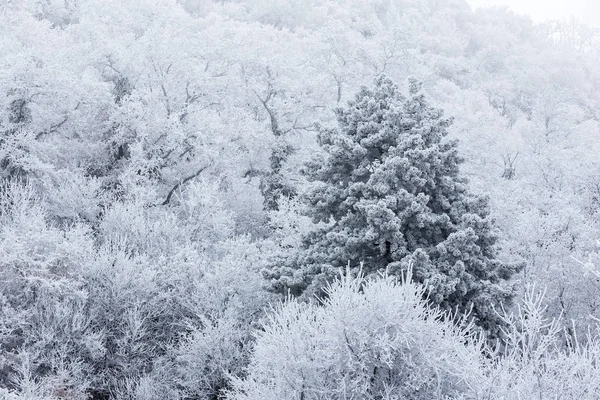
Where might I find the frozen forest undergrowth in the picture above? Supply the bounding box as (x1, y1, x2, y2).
(2, 0, 600, 399)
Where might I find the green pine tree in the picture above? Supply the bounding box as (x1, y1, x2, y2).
(266, 75, 523, 336)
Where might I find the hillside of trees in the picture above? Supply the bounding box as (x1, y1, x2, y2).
(2, 0, 600, 399)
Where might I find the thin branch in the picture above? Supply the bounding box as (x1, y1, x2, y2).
(160, 165, 208, 206)
(179, 101, 220, 123)
(35, 102, 80, 140)
(161, 83, 171, 116)
(103, 55, 122, 75)
(281, 117, 317, 135)
(334, 74, 343, 104)
(254, 83, 282, 136)
(185, 82, 201, 105)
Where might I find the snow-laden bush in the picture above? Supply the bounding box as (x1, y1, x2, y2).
(482, 286, 600, 400)
(228, 269, 488, 400)
(0, 180, 272, 399)
(0, 181, 96, 399)
(80, 187, 271, 399)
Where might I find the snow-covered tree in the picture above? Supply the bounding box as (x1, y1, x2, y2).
(266, 76, 523, 335)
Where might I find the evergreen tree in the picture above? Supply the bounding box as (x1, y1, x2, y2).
(266, 76, 524, 336)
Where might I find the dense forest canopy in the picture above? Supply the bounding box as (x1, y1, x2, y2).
(1, 0, 600, 399)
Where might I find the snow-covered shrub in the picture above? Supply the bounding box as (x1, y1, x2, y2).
(0, 181, 97, 399)
(0, 353, 90, 400)
(79, 189, 271, 398)
(228, 270, 487, 400)
(168, 309, 254, 399)
(482, 286, 600, 399)
(0, 179, 272, 399)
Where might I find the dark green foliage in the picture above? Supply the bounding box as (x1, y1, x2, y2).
(265, 76, 524, 336)
(1, 98, 31, 180)
(8, 98, 31, 125)
(260, 141, 296, 211)
(112, 76, 132, 105)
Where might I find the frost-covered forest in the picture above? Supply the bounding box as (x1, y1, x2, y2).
(2, 0, 600, 399)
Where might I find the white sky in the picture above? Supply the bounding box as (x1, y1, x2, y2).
(467, 0, 600, 26)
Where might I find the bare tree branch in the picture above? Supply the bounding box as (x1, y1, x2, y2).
(161, 83, 171, 116)
(160, 165, 208, 206)
(254, 81, 282, 137)
(35, 102, 80, 140)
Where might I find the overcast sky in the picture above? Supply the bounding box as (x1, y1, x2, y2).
(467, 0, 600, 26)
